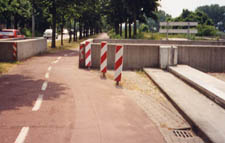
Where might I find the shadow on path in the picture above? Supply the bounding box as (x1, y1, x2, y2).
(0, 74, 67, 114)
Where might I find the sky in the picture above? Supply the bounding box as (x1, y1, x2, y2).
(159, 0, 225, 18)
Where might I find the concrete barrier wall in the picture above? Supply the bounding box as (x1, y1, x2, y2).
(178, 45, 225, 72)
(0, 43, 14, 61)
(0, 38, 47, 61)
(91, 44, 159, 70)
(93, 39, 225, 46)
(89, 42, 225, 72)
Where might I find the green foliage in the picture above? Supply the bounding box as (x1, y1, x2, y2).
(21, 27, 32, 37)
(197, 24, 218, 36)
(197, 4, 225, 32)
(173, 9, 213, 25)
(139, 23, 149, 32)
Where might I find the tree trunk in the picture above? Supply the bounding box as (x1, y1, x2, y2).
(61, 24, 63, 46)
(32, 0, 35, 37)
(61, 15, 64, 46)
(125, 20, 127, 39)
(6, 16, 11, 29)
(73, 19, 76, 41)
(115, 23, 119, 35)
(79, 20, 82, 39)
(69, 21, 72, 43)
(129, 21, 132, 38)
(14, 15, 18, 29)
(119, 24, 122, 36)
(51, 0, 56, 48)
(133, 13, 137, 38)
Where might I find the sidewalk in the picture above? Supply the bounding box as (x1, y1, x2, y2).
(144, 68, 225, 143)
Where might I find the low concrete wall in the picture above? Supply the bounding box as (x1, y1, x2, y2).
(91, 44, 159, 70)
(93, 39, 225, 46)
(178, 45, 225, 72)
(80, 39, 225, 72)
(0, 38, 47, 61)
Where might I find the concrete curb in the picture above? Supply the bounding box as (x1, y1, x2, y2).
(169, 65, 225, 109)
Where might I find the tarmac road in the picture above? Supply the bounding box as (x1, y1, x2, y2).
(0, 34, 165, 143)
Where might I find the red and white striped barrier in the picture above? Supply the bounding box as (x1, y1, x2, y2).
(13, 43, 17, 60)
(100, 41, 107, 75)
(79, 44, 85, 62)
(114, 45, 124, 85)
(85, 41, 92, 68)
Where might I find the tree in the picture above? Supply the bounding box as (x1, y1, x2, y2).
(172, 9, 217, 36)
(123, 0, 159, 38)
(197, 4, 225, 31)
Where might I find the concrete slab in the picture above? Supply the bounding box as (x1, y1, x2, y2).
(144, 68, 225, 143)
(169, 65, 225, 108)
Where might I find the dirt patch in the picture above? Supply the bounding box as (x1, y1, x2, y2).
(209, 73, 225, 82)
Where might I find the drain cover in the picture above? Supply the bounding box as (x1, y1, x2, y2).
(173, 129, 193, 138)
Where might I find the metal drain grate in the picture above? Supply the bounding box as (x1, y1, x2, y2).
(173, 129, 193, 138)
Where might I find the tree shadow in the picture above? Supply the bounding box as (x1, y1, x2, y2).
(41, 49, 79, 57)
(0, 74, 67, 114)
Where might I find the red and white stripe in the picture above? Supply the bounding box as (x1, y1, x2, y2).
(100, 41, 107, 73)
(85, 41, 92, 67)
(13, 43, 17, 60)
(114, 45, 124, 82)
(79, 44, 85, 62)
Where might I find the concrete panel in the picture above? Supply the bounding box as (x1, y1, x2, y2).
(178, 45, 225, 72)
(159, 29, 198, 34)
(88, 39, 225, 72)
(93, 39, 225, 46)
(160, 22, 198, 26)
(90, 44, 159, 70)
(0, 43, 14, 61)
(160, 46, 170, 69)
(0, 38, 47, 61)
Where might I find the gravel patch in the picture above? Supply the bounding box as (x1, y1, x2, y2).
(105, 70, 204, 143)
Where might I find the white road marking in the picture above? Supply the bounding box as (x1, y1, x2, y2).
(41, 81, 48, 91)
(32, 94, 44, 111)
(57, 56, 62, 60)
(48, 66, 52, 71)
(45, 72, 49, 79)
(14, 127, 29, 143)
(52, 60, 59, 64)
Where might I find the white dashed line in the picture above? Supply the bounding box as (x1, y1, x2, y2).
(32, 94, 44, 111)
(14, 127, 29, 143)
(57, 56, 62, 60)
(41, 81, 48, 91)
(45, 72, 49, 79)
(53, 60, 59, 64)
(48, 66, 52, 71)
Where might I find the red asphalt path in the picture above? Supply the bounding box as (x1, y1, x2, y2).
(0, 46, 165, 143)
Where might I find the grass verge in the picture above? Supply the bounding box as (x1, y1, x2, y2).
(0, 62, 19, 75)
(47, 35, 97, 53)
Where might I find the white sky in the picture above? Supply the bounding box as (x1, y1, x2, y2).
(159, 0, 225, 18)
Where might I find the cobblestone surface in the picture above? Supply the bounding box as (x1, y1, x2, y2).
(106, 71, 204, 143)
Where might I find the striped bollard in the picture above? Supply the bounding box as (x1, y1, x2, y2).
(85, 41, 92, 69)
(114, 45, 124, 85)
(80, 44, 85, 61)
(13, 43, 17, 60)
(100, 41, 107, 78)
(79, 44, 85, 68)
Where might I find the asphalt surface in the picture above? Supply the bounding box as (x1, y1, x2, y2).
(0, 34, 165, 143)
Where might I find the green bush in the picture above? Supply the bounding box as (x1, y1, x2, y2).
(21, 28, 32, 37)
(197, 24, 218, 36)
(107, 29, 123, 39)
(139, 24, 149, 32)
